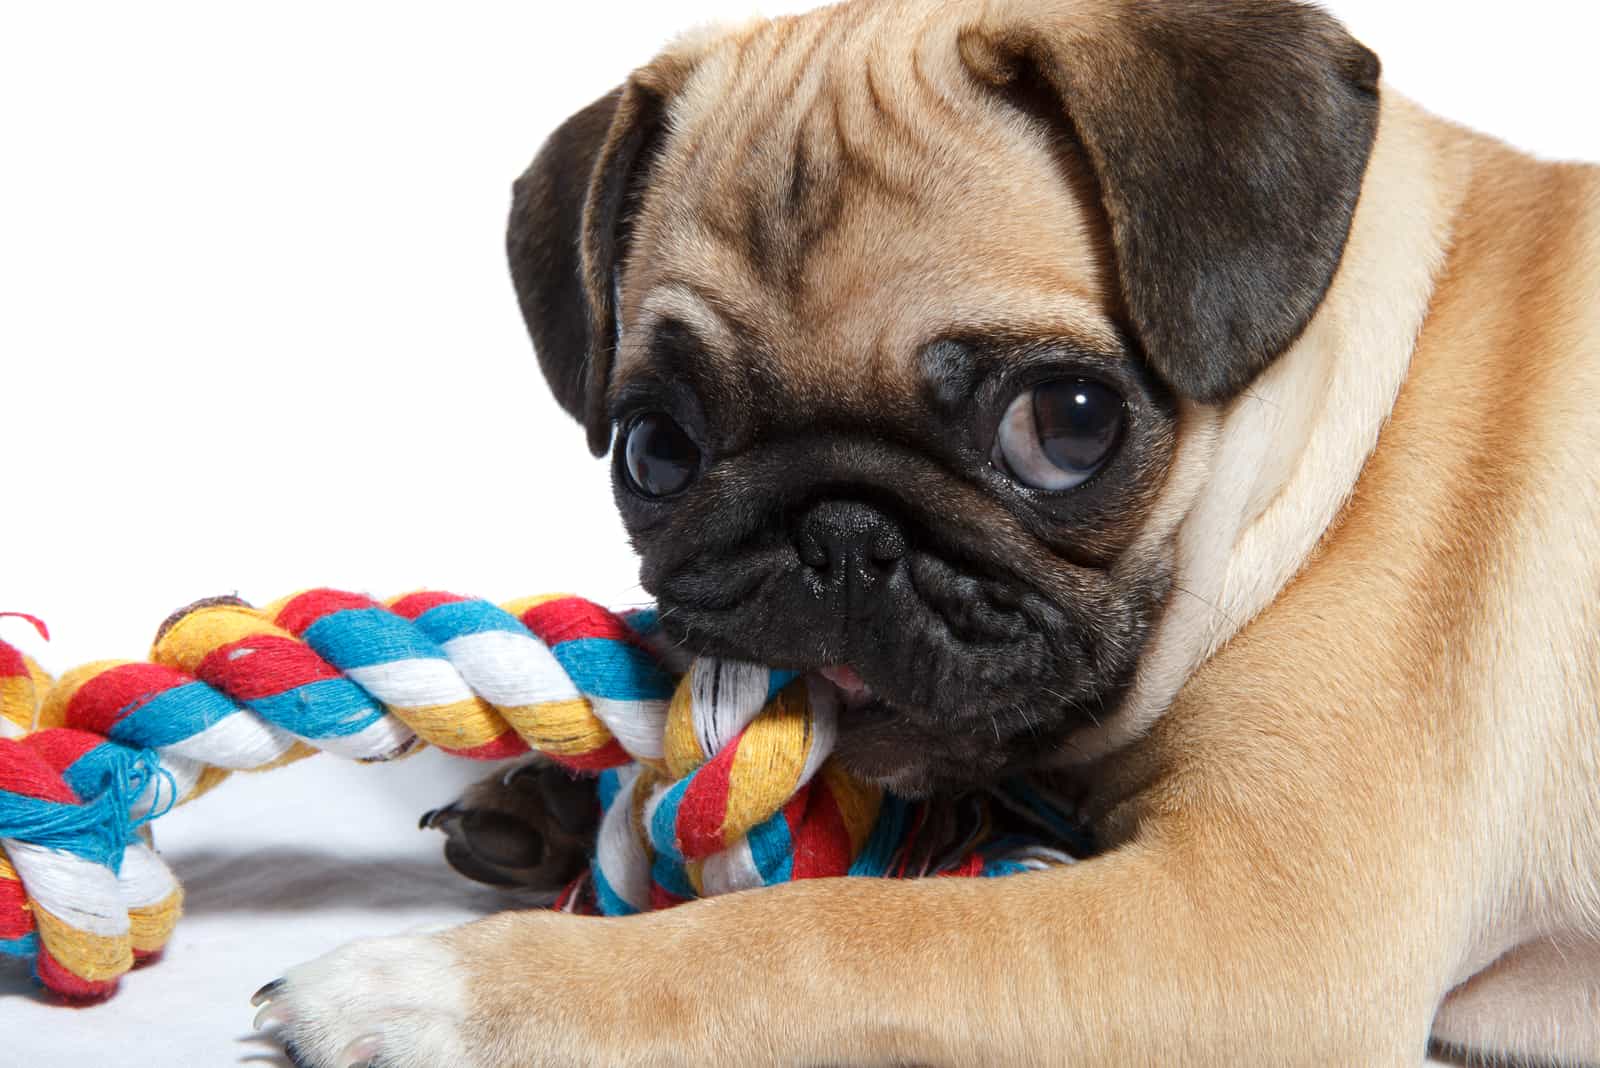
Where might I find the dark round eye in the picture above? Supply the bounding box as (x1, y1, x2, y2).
(622, 413, 701, 498)
(992, 380, 1125, 491)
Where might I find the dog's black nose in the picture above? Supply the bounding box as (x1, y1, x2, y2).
(794, 499, 906, 610)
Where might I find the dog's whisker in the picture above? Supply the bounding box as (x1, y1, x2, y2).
(1173, 584, 1241, 629)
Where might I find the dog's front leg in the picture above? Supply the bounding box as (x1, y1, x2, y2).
(259, 804, 1452, 1068)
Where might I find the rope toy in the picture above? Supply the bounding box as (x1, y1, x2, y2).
(0, 591, 1083, 1002)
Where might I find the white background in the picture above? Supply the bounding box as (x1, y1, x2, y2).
(2, 1, 1596, 1063)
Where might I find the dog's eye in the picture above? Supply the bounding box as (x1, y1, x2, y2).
(622, 413, 700, 498)
(992, 380, 1125, 491)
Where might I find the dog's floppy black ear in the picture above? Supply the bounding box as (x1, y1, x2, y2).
(962, 0, 1381, 403)
(507, 72, 677, 455)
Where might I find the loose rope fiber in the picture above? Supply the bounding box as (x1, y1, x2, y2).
(0, 591, 1082, 1001)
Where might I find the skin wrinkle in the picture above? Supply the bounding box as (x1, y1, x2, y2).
(628, 327, 1169, 564)
(910, 24, 974, 133)
(826, 87, 923, 211)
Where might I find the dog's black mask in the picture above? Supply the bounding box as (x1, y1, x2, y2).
(611, 335, 1179, 797)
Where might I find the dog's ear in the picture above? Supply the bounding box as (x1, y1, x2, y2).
(961, 0, 1381, 403)
(507, 60, 688, 455)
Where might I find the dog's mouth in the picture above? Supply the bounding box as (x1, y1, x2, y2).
(647, 547, 1149, 797)
(808, 662, 1037, 797)
(651, 596, 1112, 796)
(816, 664, 873, 706)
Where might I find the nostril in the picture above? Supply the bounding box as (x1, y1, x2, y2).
(869, 526, 906, 567)
(796, 532, 830, 570)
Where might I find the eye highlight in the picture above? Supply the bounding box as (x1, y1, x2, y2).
(622, 413, 700, 498)
(992, 379, 1125, 491)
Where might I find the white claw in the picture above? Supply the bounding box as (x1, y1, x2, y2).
(251, 978, 284, 1006)
(340, 1032, 383, 1066)
(254, 1002, 291, 1032)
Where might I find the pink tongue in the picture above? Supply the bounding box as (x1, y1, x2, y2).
(818, 665, 870, 701)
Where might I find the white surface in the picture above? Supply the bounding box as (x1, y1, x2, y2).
(1, 0, 1594, 1063)
(2, 750, 504, 1065)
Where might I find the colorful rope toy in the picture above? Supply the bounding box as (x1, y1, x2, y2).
(0, 590, 1083, 1001)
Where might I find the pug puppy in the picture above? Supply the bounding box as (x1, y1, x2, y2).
(254, 0, 1600, 1064)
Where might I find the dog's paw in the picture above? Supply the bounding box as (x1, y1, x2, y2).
(252, 932, 477, 1068)
(421, 759, 598, 893)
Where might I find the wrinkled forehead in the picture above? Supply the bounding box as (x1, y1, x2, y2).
(612, 2, 1115, 403)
